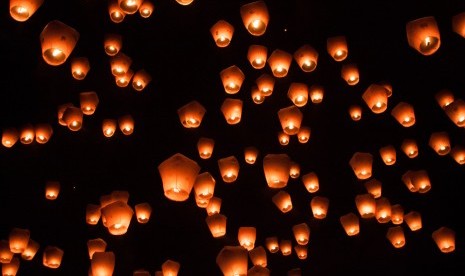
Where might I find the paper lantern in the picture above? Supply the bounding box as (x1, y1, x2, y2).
(278, 131, 290, 146)
(86, 204, 101, 225)
(135, 203, 152, 224)
(435, 89, 454, 109)
(386, 226, 405, 248)
(2, 257, 19, 276)
(216, 246, 248, 276)
(0, 240, 14, 264)
(19, 124, 34, 144)
(279, 240, 292, 256)
(9, 228, 30, 253)
(79, 91, 99, 116)
(110, 190, 129, 204)
(2, 128, 19, 148)
(205, 213, 227, 238)
(362, 84, 388, 113)
(287, 83, 308, 107)
(221, 98, 243, 125)
(450, 145, 465, 165)
(91, 252, 115, 276)
(110, 52, 132, 77)
(220, 66, 245, 94)
(444, 99, 465, 127)
(401, 170, 418, 192)
(197, 137, 214, 159)
(248, 265, 270, 276)
(294, 245, 307, 260)
(118, 114, 134, 135)
(309, 84, 324, 103)
(263, 154, 291, 188)
(311, 196, 329, 219)
(132, 69, 152, 92)
(278, 106, 303, 135)
(432, 227, 455, 253)
(102, 119, 117, 138)
(292, 223, 310, 245)
(349, 152, 373, 180)
(9, 0, 43, 21)
(206, 197, 222, 216)
(256, 74, 275, 96)
(162, 260, 181, 276)
(379, 145, 396, 165)
(349, 105, 362, 121)
(158, 153, 200, 201)
(301, 172, 319, 193)
(296, 126, 310, 144)
(289, 162, 300, 179)
(341, 63, 359, 85)
(251, 86, 265, 104)
(194, 192, 210, 208)
(327, 36, 348, 61)
(176, 0, 194, 6)
(406, 16, 440, 55)
(364, 178, 382, 198)
(355, 194, 376, 218)
(45, 181, 60, 200)
(108, 0, 125, 23)
(265, 237, 279, 253)
(177, 101, 206, 128)
(391, 102, 415, 127)
(194, 172, 215, 201)
(248, 246, 267, 267)
(272, 190, 293, 213)
(115, 69, 134, 87)
(240, 1, 269, 36)
(244, 146, 258, 164)
(401, 139, 418, 158)
(57, 103, 73, 126)
(104, 33, 122, 56)
(101, 201, 134, 235)
(267, 49, 292, 78)
(87, 238, 107, 259)
(411, 170, 431, 193)
(21, 239, 39, 260)
(294, 44, 318, 72)
(43, 246, 64, 269)
(62, 106, 83, 131)
(404, 211, 422, 231)
(118, 0, 143, 14)
(340, 212, 360, 236)
(70, 57, 90, 80)
(452, 12, 465, 38)
(378, 81, 393, 97)
(391, 204, 404, 225)
(375, 197, 391, 223)
(248, 45, 268, 69)
(139, 0, 154, 18)
(40, 20, 79, 66)
(210, 20, 234, 48)
(35, 124, 53, 144)
(217, 156, 239, 183)
(429, 131, 451, 155)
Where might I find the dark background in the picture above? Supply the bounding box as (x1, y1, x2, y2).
(0, 0, 464, 275)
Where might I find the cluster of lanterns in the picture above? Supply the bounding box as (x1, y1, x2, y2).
(1, 123, 53, 148)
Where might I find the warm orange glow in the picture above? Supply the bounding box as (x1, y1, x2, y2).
(35, 123, 53, 144)
(404, 211, 422, 231)
(340, 212, 360, 236)
(21, 239, 40, 261)
(406, 16, 441, 55)
(251, 86, 265, 104)
(62, 106, 83, 131)
(296, 126, 311, 144)
(434, 89, 454, 109)
(71, 57, 90, 80)
(349, 152, 373, 180)
(104, 33, 122, 56)
(162, 259, 181, 276)
(429, 131, 451, 155)
(444, 99, 465, 127)
(101, 201, 134, 235)
(364, 178, 382, 198)
(19, 124, 34, 145)
(327, 36, 348, 61)
(102, 119, 117, 138)
(87, 238, 107, 259)
(43, 246, 64, 269)
(450, 145, 465, 165)
(247, 45, 268, 69)
(2, 128, 19, 148)
(10, 0, 43, 22)
(206, 214, 227, 238)
(206, 196, 222, 216)
(0, 240, 14, 264)
(355, 194, 376, 218)
(390, 204, 404, 225)
(244, 146, 259, 164)
(138, 0, 154, 18)
(279, 240, 292, 256)
(287, 83, 308, 107)
(194, 172, 215, 202)
(379, 145, 396, 165)
(256, 73, 275, 97)
(216, 246, 248, 276)
(9, 228, 30, 254)
(91, 251, 115, 276)
(221, 98, 243, 125)
(341, 63, 359, 85)
(349, 105, 362, 121)
(410, 170, 431, 193)
(263, 154, 291, 188)
(391, 102, 416, 127)
(294, 245, 308, 260)
(311, 196, 329, 219)
(362, 84, 388, 113)
(115, 68, 134, 87)
(177, 100, 206, 128)
(109, 0, 126, 23)
(118, 114, 135, 135)
(301, 172, 319, 193)
(401, 138, 419, 158)
(278, 106, 303, 135)
(267, 49, 292, 78)
(292, 223, 310, 245)
(118, 0, 143, 14)
(45, 181, 60, 200)
(110, 52, 132, 77)
(197, 137, 215, 159)
(309, 84, 324, 103)
(278, 131, 290, 146)
(265, 237, 279, 253)
(176, 0, 194, 5)
(249, 246, 267, 267)
(272, 190, 293, 213)
(452, 12, 465, 38)
(218, 156, 240, 183)
(375, 197, 391, 223)
(240, 1, 269, 36)
(210, 20, 234, 47)
(386, 226, 405, 248)
(57, 103, 73, 126)
(289, 162, 300, 179)
(86, 204, 101, 225)
(2, 257, 19, 275)
(294, 44, 318, 72)
(79, 91, 99, 115)
(132, 69, 152, 92)
(432, 227, 455, 253)
(40, 20, 79, 66)
(135, 202, 152, 224)
(220, 65, 245, 94)
(238, 227, 256, 251)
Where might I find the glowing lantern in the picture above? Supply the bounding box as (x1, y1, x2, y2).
(70, 57, 90, 80)
(240, 1, 269, 36)
(327, 36, 348, 61)
(294, 44, 318, 72)
(311, 196, 329, 219)
(406, 16, 440, 55)
(139, 1, 154, 18)
(101, 201, 134, 235)
(435, 89, 454, 109)
(248, 265, 270, 276)
(110, 190, 129, 204)
(362, 84, 388, 113)
(132, 70, 152, 92)
(404, 211, 422, 231)
(110, 52, 132, 77)
(411, 170, 431, 193)
(278, 106, 302, 135)
(401, 139, 418, 158)
(341, 63, 359, 85)
(248, 45, 268, 69)
(294, 245, 307, 260)
(194, 192, 210, 208)
(91, 252, 115, 276)
(118, 0, 143, 14)
(349, 152, 373, 180)
(35, 124, 53, 144)
(221, 98, 243, 125)
(194, 172, 215, 201)
(108, 0, 125, 23)
(391, 204, 404, 225)
(104, 34, 122, 56)
(349, 105, 362, 121)
(102, 119, 117, 138)
(256, 74, 275, 96)
(0, 240, 13, 264)
(278, 131, 290, 146)
(444, 99, 465, 127)
(432, 227, 455, 253)
(57, 103, 73, 126)
(43, 246, 63, 269)
(135, 203, 152, 224)
(10, 0, 43, 22)
(9, 228, 30, 253)
(205, 213, 227, 238)
(279, 240, 292, 256)
(268, 49, 292, 78)
(62, 106, 83, 131)
(2, 128, 19, 148)
(158, 153, 200, 201)
(86, 204, 101, 225)
(79, 91, 99, 116)
(379, 145, 396, 165)
(375, 197, 391, 223)
(391, 102, 415, 127)
(45, 181, 60, 200)
(206, 197, 222, 216)
(429, 131, 451, 155)
(251, 86, 265, 104)
(87, 238, 107, 259)
(287, 83, 308, 107)
(386, 226, 406, 248)
(355, 194, 376, 218)
(248, 246, 267, 267)
(289, 162, 300, 179)
(21, 239, 39, 260)
(2, 257, 19, 276)
(309, 84, 324, 103)
(301, 172, 319, 193)
(40, 20, 79, 66)
(19, 124, 34, 144)
(453, 12, 465, 38)
(364, 178, 382, 198)
(296, 126, 310, 144)
(450, 145, 465, 165)
(340, 212, 360, 236)
(177, 100, 206, 128)
(244, 146, 258, 164)
(115, 69, 134, 87)
(378, 81, 393, 97)
(292, 223, 310, 245)
(210, 20, 234, 48)
(176, 0, 194, 5)
(220, 66, 245, 94)
(401, 170, 418, 192)
(197, 137, 214, 159)
(216, 246, 248, 276)
(218, 156, 239, 183)
(118, 114, 134, 135)
(265, 237, 279, 253)
(263, 154, 291, 188)
(161, 260, 181, 276)
(272, 190, 293, 213)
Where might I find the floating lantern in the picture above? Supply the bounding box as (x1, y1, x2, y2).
(110, 52, 132, 77)
(249, 246, 267, 267)
(401, 170, 417, 192)
(176, 0, 194, 5)
(104, 33, 122, 56)
(444, 99, 465, 127)
(301, 172, 319, 193)
(2, 257, 19, 276)
(40, 20, 79, 66)
(220, 65, 245, 94)
(406, 16, 440, 55)
(379, 145, 396, 165)
(139, 0, 154, 18)
(210, 20, 234, 48)
(87, 238, 107, 259)
(45, 181, 60, 200)
(205, 213, 227, 238)
(115, 68, 134, 87)
(297, 126, 310, 143)
(364, 178, 382, 198)
(429, 131, 451, 155)
(378, 81, 393, 97)
(108, 0, 125, 23)
(327, 36, 348, 61)
(362, 84, 388, 113)
(289, 162, 300, 179)
(194, 172, 215, 202)
(256, 74, 275, 96)
(162, 260, 180, 276)
(135, 203, 152, 223)
(43, 246, 64, 269)
(349, 105, 362, 121)
(247, 45, 268, 69)
(278, 106, 302, 135)
(265, 237, 279, 253)
(401, 139, 418, 158)
(197, 137, 214, 159)
(86, 204, 101, 225)
(450, 145, 465, 165)
(452, 12, 465, 38)
(272, 190, 293, 213)
(0, 240, 13, 264)
(71, 57, 90, 80)
(278, 131, 290, 146)
(21, 239, 39, 260)
(62, 106, 83, 131)
(118, 0, 143, 14)
(91, 252, 115, 276)
(391, 204, 404, 225)
(101, 201, 134, 235)
(248, 265, 270, 276)
(240, 1, 269, 36)
(355, 194, 376, 218)
(349, 152, 373, 180)
(238, 227, 256, 251)
(432, 227, 455, 253)
(35, 123, 53, 144)
(102, 119, 117, 138)
(111, 190, 129, 204)
(206, 197, 222, 216)
(132, 69, 152, 92)
(10, 0, 43, 22)
(375, 197, 391, 223)
(194, 192, 210, 208)
(267, 49, 292, 78)
(386, 226, 405, 248)
(251, 86, 265, 104)
(309, 84, 324, 103)
(216, 246, 248, 276)
(117, 114, 134, 135)
(435, 89, 454, 109)
(2, 128, 19, 148)
(19, 124, 34, 144)
(9, 228, 30, 253)
(340, 212, 360, 236)
(221, 98, 243, 125)
(391, 102, 415, 127)
(294, 245, 307, 260)
(294, 44, 318, 72)
(411, 170, 431, 193)
(244, 146, 258, 164)
(404, 211, 422, 231)
(341, 63, 359, 85)
(292, 223, 310, 245)
(177, 101, 206, 128)
(80, 91, 99, 115)
(287, 83, 308, 107)
(263, 154, 291, 188)
(217, 156, 240, 183)
(279, 240, 292, 256)
(311, 196, 329, 219)
(57, 103, 73, 126)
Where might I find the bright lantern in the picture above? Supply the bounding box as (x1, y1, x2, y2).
(40, 20, 79, 66)
(210, 20, 234, 48)
(240, 1, 269, 36)
(406, 16, 441, 55)
(10, 0, 43, 22)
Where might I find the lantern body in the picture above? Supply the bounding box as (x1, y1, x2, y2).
(240, 1, 269, 36)
(391, 204, 404, 225)
(267, 49, 292, 78)
(386, 226, 406, 248)
(349, 105, 362, 121)
(57, 103, 73, 126)
(2, 128, 19, 148)
(102, 119, 117, 138)
(197, 137, 214, 159)
(435, 89, 454, 109)
(294, 245, 307, 260)
(263, 154, 291, 188)
(91, 252, 115, 276)
(101, 201, 134, 235)
(444, 99, 465, 127)
(40, 20, 79, 66)
(311, 196, 329, 219)
(363, 178, 381, 198)
(139, 1, 154, 18)
(248, 246, 267, 267)
(118, 0, 143, 14)
(86, 239, 106, 261)
(401, 170, 418, 192)
(279, 240, 292, 256)
(220, 66, 245, 94)
(132, 69, 152, 91)
(294, 44, 318, 72)
(216, 246, 248, 276)
(287, 83, 308, 107)
(265, 237, 279, 253)
(221, 99, 243, 125)
(429, 131, 451, 155)
(289, 162, 300, 179)
(375, 197, 391, 223)
(391, 102, 415, 127)
(19, 124, 34, 144)
(248, 45, 268, 69)
(218, 156, 240, 183)
(205, 214, 227, 238)
(108, 0, 125, 23)
(135, 203, 152, 224)
(297, 126, 310, 144)
(327, 36, 348, 61)
(2, 257, 19, 276)
(21, 239, 40, 260)
(104, 33, 122, 56)
(62, 106, 83, 131)
(177, 101, 206, 128)
(70, 57, 90, 80)
(341, 63, 359, 85)
(115, 68, 134, 87)
(404, 211, 422, 231)
(80, 91, 99, 115)
(292, 223, 310, 245)
(118, 114, 135, 135)
(0, 240, 14, 264)
(256, 74, 275, 96)
(301, 172, 319, 193)
(206, 197, 222, 216)
(248, 265, 270, 276)
(349, 152, 373, 180)
(162, 260, 180, 276)
(379, 145, 396, 165)
(278, 131, 290, 146)
(86, 204, 101, 225)
(309, 84, 324, 103)
(211, 20, 234, 48)
(244, 146, 258, 164)
(194, 172, 216, 202)
(158, 153, 200, 201)
(401, 139, 419, 158)
(453, 12, 465, 38)
(10, 0, 43, 21)
(411, 170, 431, 193)
(406, 16, 441, 55)
(340, 213, 360, 236)
(362, 84, 388, 113)
(43, 246, 64, 269)
(176, 0, 194, 5)
(35, 123, 53, 144)
(450, 146, 465, 165)
(355, 194, 376, 218)
(378, 81, 393, 97)
(251, 86, 265, 104)
(110, 52, 132, 77)
(432, 227, 455, 253)
(110, 190, 130, 204)
(45, 181, 60, 200)
(278, 106, 303, 135)
(272, 191, 293, 213)
(9, 228, 30, 254)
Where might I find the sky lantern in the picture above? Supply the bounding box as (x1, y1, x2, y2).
(139, 0, 154, 18)
(197, 137, 214, 159)
(340, 212, 360, 236)
(238, 227, 256, 251)
(194, 172, 216, 202)
(279, 240, 292, 256)
(292, 223, 310, 245)
(43, 246, 64, 269)
(391, 204, 404, 225)
(80, 91, 99, 115)
(45, 181, 60, 200)
(391, 102, 415, 127)
(364, 178, 382, 198)
(221, 98, 243, 125)
(327, 35, 348, 61)
(375, 197, 391, 223)
(251, 86, 265, 104)
(62, 106, 83, 131)
(40, 20, 79, 66)
(450, 145, 465, 165)
(118, 0, 143, 14)
(386, 226, 406, 248)
(294, 245, 308, 260)
(452, 12, 465, 38)
(278, 106, 303, 135)
(406, 16, 440, 55)
(410, 170, 431, 193)
(278, 131, 290, 146)
(206, 197, 222, 216)
(104, 33, 122, 56)
(205, 213, 227, 238)
(87, 238, 107, 260)
(195, 192, 210, 208)
(132, 69, 152, 92)
(429, 131, 451, 155)
(378, 81, 393, 97)
(309, 84, 324, 103)
(244, 146, 259, 164)
(101, 201, 134, 235)
(111, 190, 130, 204)
(176, 0, 194, 6)
(349, 152, 373, 180)
(432, 227, 455, 253)
(404, 211, 422, 231)
(248, 45, 268, 69)
(108, 0, 125, 23)
(158, 153, 200, 201)
(287, 83, 308, 107)
(2, 128, 19, 148)
(71, 57, 90, 80)
(110, 52, 132, 77)
(57, 103, 73, 126)
(401, 139, 419, 158)
(177, 100, 206, 129)
(267, 49, 292, 78)
(401, 170, 418, 192)
(2, 257, 19, 276)
(220, 65, 245, 94)
(210, 20, 234, 47)
(297, 126, 310, 144)
(444, 99, 465, 127)
(294, 44, 318, 72)
(91, 252, 115, 276)
(435, 89, 454, 109)
(272, 190, 293, 213)
(118, 114, 134, 135)
(115, 68, 134, 87)
(301, 172, 319, 193)
(265, 237, 279, 253)
(263, 154, 291, 188)
(9, 228, 30, 253)
(86, 204, 101, 225)
(35, 123, 53, 144)
(289, 162, 300, 178)
(379, 145, 396, 165)
(341, 63, 359, 85)
(218, 155, 240, 183)
(311, 196, 329, 219)
(9, 0, 43, 22)
(240, 0, 269, 36)
(162, 259, 180, 276)
(135, 203, 152, 224)
(19, 124, 34, 144)
(249, 246, 267, 267)
(0, 240, 14, 264)
(216, 246, 248, 276)
(102, 119, 117, 138)
(256, 74, 275, 96)
(348, 105, 362, 121)
(21, 239, 40, 260)
(362, 84, 388, 114)
(355, 194, 376, 218)
(248, 265, 270, 276)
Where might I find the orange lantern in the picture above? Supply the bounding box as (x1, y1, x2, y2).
(210, 20, 234, 48)
(110, 52, 132, 77)
(411, 170, 431, 193)
(158, 153, 200, 201)
(401, 139, 419, 158)
(341, 63, 359, 85)
(176, 0, 194, 5)
(2, 128, 19, 148)
(9, 228, 30, 253)
(406, 16, 440, 55)
(87, 238, 107, 259)
(311, 196, 329, 219)
(272, 190, 293, 213)
(435, 89, 454, 109)
(86, 204, 101, 225)
(248, 265, 270, 275)
(297, 126, 310, 144)
(349, 152, 373, 180)
(391, 102, 415, 127)
(452, 12, 465, 37)
(2, 257, 19, 276)
(118, 0, 143, 14)
(279, 240, 292, 256)
(80, 91, 99, 115)
(278, 131, 290, 146)
(205, 213, 227, 238)
(108, 0, 125, 23)
(35, 123, 53, 144)
(115, 68, 134, 87)
(309, 84, 324, 103)
(248, 45, 268, 69)
(19, 124, 34, 144)
(289, 162, 300, 179)
(197, 137, 214, 159)
(40, 20, 79, 66)
(132, 69, 152, 92)
(62, 106, 83, 131)
(256, 74, 275, 96)
(220, 66, 245, 94)
(206, 196, 222, 216)
(102, 119, 117, 138)
(91, 252, 115, 276)
(355, 194, 376, 218)
(386, 226, 406, 248)
(301, 172, 319, 193)
(217, 156, 240, 183)
(0, 240, 14, 264)
(244, 146, 258, 164)
(104, 33, 122, 56)
(177, 100, 206, 128)
(216, 246, 248, 276)
(21, 239, 40, 260)
(101, 201, 134, 235)
(327, 36, 348, 61)
(251, 86, 265, 104)
(267, 49, 292, 78)
(139, 0, 154, 18)
(379, 145, 396, 165)
(43, 246, 64, 269)
(240, 1, 269, 36)
(292, 223, 310, 245)
(404, 211, 422, 231)
(375, 197, 391, 223)
(444, 99, 465, 127)
(287, 83, 308, 107)
(221, 98, 243, 125)
(278, 106, 303, 135)
(364, 178, 382, 198)
(9, 0, 43, 22)
(265, 237, 279, 253)
(111, 190, 130, 204)
(263, 154, 291, 188)
(135, 203, 152, 223)
(340, 212, 360, 236)
(294, 44, 318, 72)
(450, 145, 465, 165)
(294, 245, 308, 260)
(162, 260, 180, 276)
(194, 192, 210, 208)
(378, 81, 393, 97)
(432, 227, 455, 253)
(194, 172, 216, 201)
(45, 181, 60, 200)
(349, 105, 362, 121)
(429, 131, 451, 155)
(118, 114, 134, 135)
(391, 204, 404, 225)
(248, 246, 267, 267)
(70, 57, 90, 80)
(57, 103, 73, 126)
(362, 84, 388, 113)
(401, 170, 418, 192)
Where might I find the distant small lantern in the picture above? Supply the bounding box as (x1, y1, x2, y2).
(287, 83, 308, 107)
(62, 106, 83, 131)
(294, 245, 308, 260)
(108, 0, 125, 23)
(362, 84, 388, 113)
(57, 103, 73, 126)
(86, 204, 101, 225)
(244, 146, 259, 164)
(118, 0, 143, 14)
(251, 86, 265, 104)
(45, 181, 60, 200)
(177, 101, 206, 128)
(210, 20, 234, 48)
(432, 227, 455, 253)
(278, 131, 290, 146)
(221, 98, 243, 125)
(256, 74, 275, 96)
(297, 126, 310, 144)
(0, 240, 14, 264)
(205, 213, 227, 238)
(272, 190, 293, 213)
(2, 257, 19, 276)
(355, 194, 376, 218)
(115, 69, 134, 87)
(40, 20, 79, 66)
(9, 228, 30, 253)
(292, 223, 310, 245)
(104, 33, 122, 56)
(2, 128, 19, 148)
(401, 139, 419, 158)
(240, 1, 269, 36)
(341, 63, 359, 85)
(206, 196, 222, 216)
(429, 131, 451, 155)
(435, 89, 454, 109)
(248, 265, 270, 276)
(349, 152, 373, 180)
(294, 44, 318, 72)
(43, 246, 64, 269)
(278, 106, 303, 135)
(378, 81, 393, 97)
(452, 12, 465, 38)
(158, 153, 200, 201)
(80, 91, 99, 115)
(217, 156, 240, 183)
(216, 246, 248, 276)
(132, 69, 152, 92)
(309, 84, 324, 103)
(450, 146, 465, 165)
(364, 178, 382, 198)
(404, 211, 422, 231)
(162, 260, 180, 276)
(35, 123, 53, 144)
(22, 239, 40, 260)
(10, 0, 43, 22)
(268, 49, 292, 78)
(135, 203, 152, 224)
(411, 170, 431, 193)
(279, 240, 292, 256)
(194, 172, 215, 201)
(101, 201, 134, 235)
(110, 52, 132, 77)
(91, 252, 115, 276)
(444, 99, 465, 127)
(87, 238, 107, 259)
(102, 119, 117, 138)
(391, 102, 415, 127)
(176, 0, 194, 5)
(401, 170, 418, 192)
(301, 172, 319, 193)
(19, 124, 34, 144)
(139, 0, 154, 18)
(249, 246, 267, 267)
(391, 204, 404, 225)
(220, 66, 245, 94)
(379, 145, 396, 165)
(116, 114, 134, 135)
(71, 57, 90, 80)
(289, 162, 300, 179)
(311, 196, 329, 219)
(349, 105, 362, 121)
(340, 212, 360, 236)
(327, 36, 348, 61)
(265, 237, 279, 253)
(375, 197, 392, 223)
(238, 227, 256, 251)
(263, 154, 291, 188)
(247, 45, 268, 69)
(386, 226, 406, 248)
(406, 16, 440, 55)
(197, 137, 215, 159)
